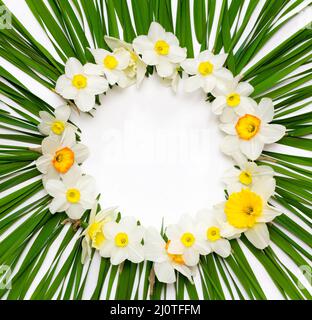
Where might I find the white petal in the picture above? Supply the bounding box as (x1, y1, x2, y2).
(110, 248, 127, 265)
(184, 75, 201, 92)
(36, 155, 53, 174)
(239, 137, 264, 160)
(220, 107, 237, 123)
(202, 76, 217, 93)
(85, 76, 108, 95)
(127, 244, 144, 263)
(251, 177, 276, 201)
(259, 124, 286, 144)
(55, 105, 71, 122)
(214, 68, 233, 81)
(45, 179, 66, 197)
(211, 53, 228, 69)
(148, 22, 166, 41)
(99, 241, 115, 257)
(220, 135, 240, 156)
(104, 69, 120, 85)
(75, 91, 95, 112)
(66, 203, 85, 219)
(174, 264, 194, 282)
(77, 175, 95, 195)
(211, 239, 231, 258)
(257, 206, 281, 223)
(236, 82, 254, 96)
(83, 63, 103, 76)
(183, 249, 199, 266)
(219, 123, 236, 135)
(115, 49, 131, 70)
(211, 96, 227, 115)
(55, 75, 77, 99)
(244, 223, 270, 249)
(38, 122, 51, 136)
(167, 46, 187, 63)
(154, 262, 176, 284)
(49, 196, 68, 214)
(65, 58, 83, 78)
(257, 98, 274, 122)
(105, 36, 132, 51)
(181, 59, 197, 75)
(39, 111, 54, 122)
(132, 35, 153, 54)
(167, 239, 184, 255)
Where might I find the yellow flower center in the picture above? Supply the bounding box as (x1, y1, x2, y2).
(225, 189, 263, 228)
(115, 232, 129, 247)
(66, 188, 81, 204)
(207, 227, 221, 242)
(226, 93, 241, 107)
(165, 240, 185, 265)
(239, 171, 253, 185)
(181, 232, 195, 247)
(198, 61, 214, 76)
(235, 114, 261, 140)
(51, 120, 65, 135)
(52, 147, 74, 173)
(154, 40, 170, 55)
(88, 222, 105, 249)
(72, 74, 87, 89)
(103, 55, 118, 70)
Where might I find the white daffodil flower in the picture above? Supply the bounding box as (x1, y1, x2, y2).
(144, 227, 196, 284)
(222, 160, 275, 195)
(215, 178, 282, 249)
(36, 128, 89, 183)
(165, 214, 206, 267)
(219, 98, 286, 160)
(99, 217, 144, 265)
(133, 22, 187, 78)
(159, 64, 181, 92)
(55, 58, 109, 112)
(181, 50, 232, 93)
(45, 166, 96, 219)
(211, 78, 255, 122)
(81, 201, 118, 263)
(38, 105, 76, 136)
(104, 36, 147, 87)
(195, 209, 232, 258)
(90, 47, 131, 87)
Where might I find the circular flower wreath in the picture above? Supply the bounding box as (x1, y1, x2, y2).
(35, 22, 286, 284)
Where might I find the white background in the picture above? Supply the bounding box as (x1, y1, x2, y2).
(1, 0, 312, 299)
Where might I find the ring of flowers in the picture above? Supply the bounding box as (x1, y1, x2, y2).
(35, 22, 286, 284)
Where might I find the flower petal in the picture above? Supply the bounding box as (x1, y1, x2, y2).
(211, 96, 227, 115)
(66, 203, 85, 219)
(259, 124, 286, 144)
(184, 75, 201, 92)
(257, 98, 274, 122)
(239, 137, 264, 160)
(236, 81, 254, 96)
(154, 262, 176, 284)
(65, 58, 84, 78)
(75, 91, 95, 112)
(133, 35, 153, 54)
(211, 239, 231, 258)
(181, 59, 197, 75)
(156, 61, 174, 77)
(55, 105, 71, 121)
(244, 223, 270, 249)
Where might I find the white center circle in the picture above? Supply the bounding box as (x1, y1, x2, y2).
(76, 75, 232, 226)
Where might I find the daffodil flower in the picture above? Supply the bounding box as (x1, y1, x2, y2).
(38, 105, 76, 136)
(133, 22, 187, 78)
(222, 160, 275, 194)
(181, 50, 232, 93)
(219, 98, 286, 160)
(165, 214, 206, 266)
(36, 128, 89, 184)
(215, 179, 282, 249)
(104, 36, 147, 87)
(90, 47, 131, 87)
(195, 209, 232, 258)
(144, 227, 196, 284)
(55, 58, 109, 112)
(81, 202, 118, 263)
(45, 166, 96, 219)
(211, 78, 255, 122)
(99, 217, 144, 265)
